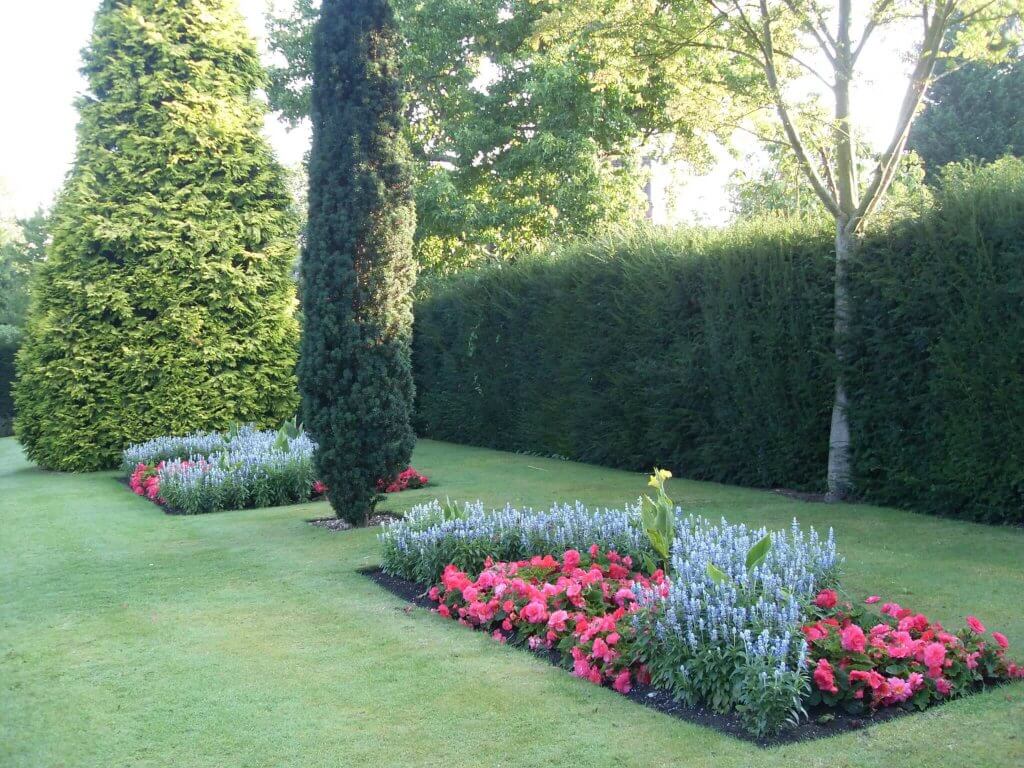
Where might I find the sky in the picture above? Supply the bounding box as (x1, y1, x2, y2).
(0, 1, 915, 223)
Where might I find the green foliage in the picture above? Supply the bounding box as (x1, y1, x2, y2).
(267, 0, 663, 271)
(13, 0, 300, 471)
(414, 221, 835, 491)
(299, 0, 417, 525)
(0, 324, 19, 437)
(414, 158, 1024, 522)
(846, 157, 1024, 523)
(909, 55, 1024, 177)
(0, 209, 48, 328)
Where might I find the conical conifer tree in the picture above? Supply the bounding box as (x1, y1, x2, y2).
(15, 0, 300, 471)
(298, 0, 417, 524)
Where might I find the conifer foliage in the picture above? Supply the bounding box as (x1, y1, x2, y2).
(298, 0, 417, 524)
(14, 0, 301, 471)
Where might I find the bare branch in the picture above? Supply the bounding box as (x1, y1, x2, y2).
(757, 0, 841, 216)
(855, 0, 954, 227)
(852, 0, 895, 64)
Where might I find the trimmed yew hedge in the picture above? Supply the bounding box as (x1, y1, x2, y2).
(413, 158, 1024, 524)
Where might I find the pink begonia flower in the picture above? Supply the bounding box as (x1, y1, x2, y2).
(923, 641, 946, 670)
(841, 624, 867, 653)
(966, 616, 986, 634)
(547, 610, 569, 633)
(521, 600, 549, 624)
(886, 676, 913, 703)
(992, 632, 1009, 649)
(864, 595, 881, 604)
(612, 670, 632, 694)
(935, 677, 952, 696)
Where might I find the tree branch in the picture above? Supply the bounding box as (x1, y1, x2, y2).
(758, 0, 841, 216)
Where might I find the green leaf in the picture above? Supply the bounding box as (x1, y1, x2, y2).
(706, 562, 729, 584)
(745, 533, 772, 571)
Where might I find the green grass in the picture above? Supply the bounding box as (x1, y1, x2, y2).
(2, 436, 1022, 767)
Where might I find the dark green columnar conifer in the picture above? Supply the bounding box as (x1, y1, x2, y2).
(14, 0, 300, 472)
(299, 0, 417, 524)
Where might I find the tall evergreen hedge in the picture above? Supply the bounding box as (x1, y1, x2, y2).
(14, 0, 300, 471)
(299, 0, 417, 524)
(413, 158, 1024, 524)
(847, 159, 1024, 522)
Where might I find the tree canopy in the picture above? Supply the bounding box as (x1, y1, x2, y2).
(267, 0, 687, 269)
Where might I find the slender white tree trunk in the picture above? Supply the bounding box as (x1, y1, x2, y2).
(826, 223, 854, 500)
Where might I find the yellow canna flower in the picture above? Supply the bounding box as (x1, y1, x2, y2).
(647, 474, 661, 488)
(657, 468, 673, 480)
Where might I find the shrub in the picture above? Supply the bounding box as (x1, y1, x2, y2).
(413, 158, 1024, 522)
(299, 0, 417, 525)
(14, 0, 300, 471)
(379, 498, 664, 585)
(413, 221, 835, 491)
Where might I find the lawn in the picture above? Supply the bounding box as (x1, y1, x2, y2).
(1, 435, 1022, 768)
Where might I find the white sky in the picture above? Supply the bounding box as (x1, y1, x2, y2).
(0, 1, 914, 223)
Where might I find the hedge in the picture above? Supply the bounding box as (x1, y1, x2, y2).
(846, 159, 1024, 522)
(413, 157, 1024, 524)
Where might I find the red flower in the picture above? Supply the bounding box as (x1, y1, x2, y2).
(814, 590, 838, 610)
(813, 658, 838, 694)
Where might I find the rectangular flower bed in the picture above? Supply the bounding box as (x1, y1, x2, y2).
(376, 475, 1023, 741)
(122, 423, 429, 515)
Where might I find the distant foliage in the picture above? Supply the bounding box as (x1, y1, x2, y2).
(14, 0, 300, 471)
(0, 325, 19, 437)
(299, 0, 417, 524)
(909, 56, 1024, 177)
(414, 158, 1024, 523)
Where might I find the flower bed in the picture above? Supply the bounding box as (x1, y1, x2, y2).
(124, 424, 431, 515)
(123, 424, 317, 514)
(377, 475, 1022, 739)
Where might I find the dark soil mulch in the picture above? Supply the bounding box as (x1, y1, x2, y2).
(360, 567, 926, 747)
(308, 512, 402, 532)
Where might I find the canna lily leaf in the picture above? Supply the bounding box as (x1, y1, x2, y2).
(745, 533, 772, 571)
(706, 562, 729, 584)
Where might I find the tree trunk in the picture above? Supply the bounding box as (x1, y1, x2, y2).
(826, 223, 854, 500)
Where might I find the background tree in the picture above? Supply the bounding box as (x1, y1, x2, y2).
(0, 209, 49, 328)
(14, 0, 300, 471)
(266, 0, 687, 271)
(299, 0, 417, 524)
(541, 0, 1020, 499)
(908, 53, 1024, 177)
